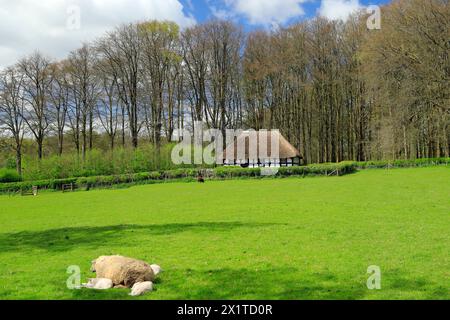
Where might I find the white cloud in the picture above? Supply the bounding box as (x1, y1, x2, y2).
(0, 0, 196, 67)
(319, 0, 363, 21)
(213, 0, 306, 27)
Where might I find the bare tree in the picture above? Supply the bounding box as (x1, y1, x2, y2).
(139, 20, 181, 149)
(96, 61, 120, 151)
(96, 24, 143, 148)
(182, 20, 243, 148)
(181, 24, 209, 122)
(363, 0, 449, 159)
(0, 67, 26, 175)
(67, 44, 100, 160)
(66, 73, 81, 154)
(1, 1, 448, 167)
(18, 52, 53, 159)
(48, 61, 70, 155)
(205, 20, 243, 144)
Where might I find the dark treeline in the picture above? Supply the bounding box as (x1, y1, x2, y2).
(0, 0, 449, 176)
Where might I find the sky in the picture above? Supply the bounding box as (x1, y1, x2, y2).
(0, 0, 390, 68)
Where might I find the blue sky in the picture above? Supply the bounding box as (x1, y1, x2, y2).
(179, 0, 390, 30)
(0, 0, 392, 67)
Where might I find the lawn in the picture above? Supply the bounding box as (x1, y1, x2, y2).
(0, 167, 448, 300)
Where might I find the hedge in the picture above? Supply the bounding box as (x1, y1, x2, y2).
(278, 161, 358, 177)
(0, 158, 447, 194)
(0, 162, 358, 194)
(356, 158, 450, 169)
(0, 168, 22, 183)
(0, 178, 78, 194)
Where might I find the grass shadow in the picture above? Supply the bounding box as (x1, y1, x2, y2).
(170, 268, 369, 300)
(158, 268, 448, 300)
(0, 222, 278, 253)
(69, 267, 369, 300)
(386, 269, 449, 300)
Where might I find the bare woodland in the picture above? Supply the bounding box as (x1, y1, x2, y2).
(0, 0, 448, 175)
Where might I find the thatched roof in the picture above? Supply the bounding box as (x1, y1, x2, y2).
(221, 130, 301, 161)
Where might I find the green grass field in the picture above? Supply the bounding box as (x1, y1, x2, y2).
(0, 167, 448, 300)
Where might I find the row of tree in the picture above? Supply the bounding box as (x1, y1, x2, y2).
(243, 0, 449, 163)
(0, 0, 448, 175)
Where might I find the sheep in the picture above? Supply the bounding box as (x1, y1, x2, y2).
(82, 278, 113, 290)
(129, 281, 154, 296)
(91, 255, 155, 288)
(197, 172, 205, 183)
(150, 264, 162, 276)
(85, 256, 162, 296)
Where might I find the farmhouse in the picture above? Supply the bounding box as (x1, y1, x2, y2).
(221, 130, 302, 168)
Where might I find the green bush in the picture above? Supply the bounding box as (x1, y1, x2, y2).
(278, 161, 357, 177)
(19, 145, 194, 181)
(0, 168, 22, 183)
(213, 167, 260, 178)
(213, 162, 357, 179)
(49, 178, 78, 190)
(357, 158, 449, 169)
(12, 141, 450, 182)
(1, 159, 447, 195)
(0, 182, 22, 193)
(5, 158, 17, 170)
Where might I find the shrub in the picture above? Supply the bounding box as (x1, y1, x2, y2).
(5, 158, 17, 170)
(0, 182, 22, 193)
(50, 178, 78, 190)
(0, 168, 22, 183)
(356, 158, 449, 169)
(213, 166, 259, 178)
(0, 158, 446, 195)
(19, 145, 199, 181)
(277, 162, 357, 177)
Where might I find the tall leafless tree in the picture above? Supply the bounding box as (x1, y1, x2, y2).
(0, 67, 26, 175)
(18, 52, 53, 159)
(96, 24, 143, 148)
(67, 44, 100, 160)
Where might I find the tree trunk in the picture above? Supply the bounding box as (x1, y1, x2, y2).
(58, 131, 64, 156)
(16, 148, 22, 177)
(82, 122, 87, 161)
(37, 138, 43, 160)
(89, 109, 94, 150)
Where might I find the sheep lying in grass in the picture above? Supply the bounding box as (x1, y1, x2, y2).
(82, 278, 113, 290)
(130, 281, 154, 296)
(87, 255, 162, 296)
(150, 264, 162, 276)
(91, 255, 154, 287)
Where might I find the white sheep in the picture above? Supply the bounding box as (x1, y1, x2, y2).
(84, 256, 163, 296)
(150, 264, 162, 276)
(82, 278, 113, 290)
(129, 281, 154, 296)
